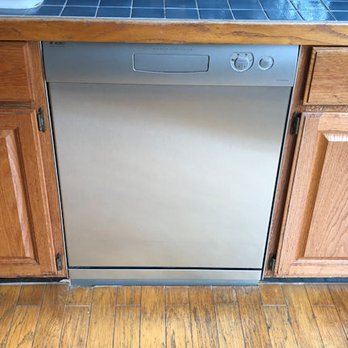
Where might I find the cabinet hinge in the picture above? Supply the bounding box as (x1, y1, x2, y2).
(290, 112, 301, 135)
(55, 253, 63, 271)
(37, 108, 46, 133)
(268, 255, 277, 272)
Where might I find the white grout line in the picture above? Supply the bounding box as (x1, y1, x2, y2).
(226, 0, 234, 20)
(95, 0, 102, 18)
(59, 0, 68, 16)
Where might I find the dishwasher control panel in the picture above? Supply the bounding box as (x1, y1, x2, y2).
(231, 52, 254, 72)
(43, 43, 299, 87)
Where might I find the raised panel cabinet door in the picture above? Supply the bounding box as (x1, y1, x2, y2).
(276, 112, 348, 277)
(0, 108, 57, 277)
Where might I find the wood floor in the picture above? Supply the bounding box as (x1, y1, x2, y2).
(0, 284, 347, 347)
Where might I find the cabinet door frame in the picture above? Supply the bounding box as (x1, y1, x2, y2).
(0, 42, 66, 278)
(276, 112, 348, 277)
(0, 107, 60, 276)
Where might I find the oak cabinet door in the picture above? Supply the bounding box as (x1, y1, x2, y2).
(276, 112, 348, 277)
(0, 108, 58, 277)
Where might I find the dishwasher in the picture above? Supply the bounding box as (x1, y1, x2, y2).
(43, 43, 298, 284)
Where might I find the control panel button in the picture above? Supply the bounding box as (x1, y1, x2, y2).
(258, 56, 274, 71)
(231, 52, 254, 72)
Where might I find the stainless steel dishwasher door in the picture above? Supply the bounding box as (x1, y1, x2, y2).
(44, 43, 298, 282)
(50, 84, 290, 268)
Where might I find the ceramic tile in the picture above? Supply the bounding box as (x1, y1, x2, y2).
(199, 8, 233, 18)
(166, 8, 199, 18)
(97, 6, 131, 16)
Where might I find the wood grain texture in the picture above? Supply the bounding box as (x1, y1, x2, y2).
(1, 20, 348, 45)
(189, 287, 219, 348)
(116, 286, 141, 306)
(0, 42, 66, 278)
(6, 305, 40, 348)
(260, 284, 286, 306)
(282, 285, 324, 348)
(212, 287, 245, 348)
(114, 305, 141, 348)
(166, 287, 193, 348)
(0, 108, 57, 277)
(0, 127, 35, 262)
(67, 287, 93, 306)
(32, 284, 68, 348)
(60, 306, 90, 348)
(312, 306, 348, 348)
(0, 42, 34, 103)
(263, 306, 298, 348)
(140, 286, 166, 348)
(306, 284, 334, 306)
(236, 286, 271, 348)
(0, 286, 20, 347)
(276, 113, 348, 277)
(86, 287, 116, 348)
(263, 46, 312, 278)
(166, 286, 189, 306)
(27, 42, 67, 277)
(17, 285, 45, 306)
(2, 284, 348, 347)
(305, 47, 348, 105)
(329, 285, 348, 337)
(304, 136, 348, 258)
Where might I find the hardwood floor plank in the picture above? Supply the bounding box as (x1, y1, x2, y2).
(117, 286, 141, 306)
(17, 285, 46, 306)
(260, 284, 286, 306)
(140, 286, 166, 348)
(213, 286, 238, 304)
(306, 285, 334, 306)
(114, 305, 141, 348)
(32, 284, 68, 348)
(312, 306, 348, 348)
(0, 286, 21, 347)
(189, 287, 219, 348)
(282, 285, 324, 348)
(263, 306, 298, 348)
(166, 287, 189, 306)
(166, 287, 193, 348)
(60, 306, 90, 348)
(329, 285, 348, 337)
(5, 283, 348, 348)
(236, 286, 271, 348)
(213, 287, 245, 348)
(67, 287, 93, 306)
(86, 287, 116, 348)
(6, 306, 40, 348)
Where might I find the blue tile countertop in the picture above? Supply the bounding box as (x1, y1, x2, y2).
(1, 0, 348, 21)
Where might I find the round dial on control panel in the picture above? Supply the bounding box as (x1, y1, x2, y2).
(231, 52, 254, 72)
(258, 56, 274, 71)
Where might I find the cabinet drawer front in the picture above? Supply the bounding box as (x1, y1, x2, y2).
(0, 42, 35, 103)
(304, 47, 348, 105)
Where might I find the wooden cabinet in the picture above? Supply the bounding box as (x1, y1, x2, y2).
(0, 42, 37, 104)
(276, 112, 348, 277)
(304, 47, 348, 105)
(0, 109, 56, 276)
(0, 42, 66, 278)
(265, 46, 348, 278)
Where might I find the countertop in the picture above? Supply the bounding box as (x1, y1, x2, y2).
(1, 0, 348, 44)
